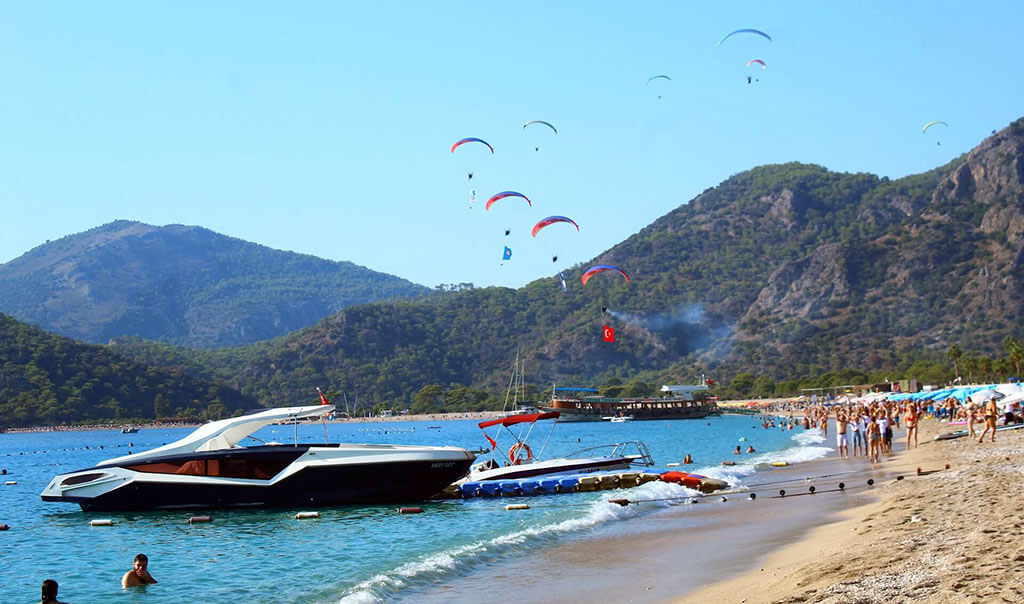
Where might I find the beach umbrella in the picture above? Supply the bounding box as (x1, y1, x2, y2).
(969, 388, 999, 403)
(995, 383, 1024, 397)
(998, 392, 1024, 411)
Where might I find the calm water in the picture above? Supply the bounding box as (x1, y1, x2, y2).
(0, 414, 828, 603)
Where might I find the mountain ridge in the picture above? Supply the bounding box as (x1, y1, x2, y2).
(0, 220, 431, 347)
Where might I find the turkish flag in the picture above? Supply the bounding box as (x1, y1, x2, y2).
(317, 388, 330, 405)
(602, 324, 615, 342)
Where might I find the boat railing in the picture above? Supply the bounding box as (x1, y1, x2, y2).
(564, 440, 655, 467)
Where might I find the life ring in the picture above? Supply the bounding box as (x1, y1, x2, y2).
(509, 442, 533, 465)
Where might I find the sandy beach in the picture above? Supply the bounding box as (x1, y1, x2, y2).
(676, 418, 1024, 604)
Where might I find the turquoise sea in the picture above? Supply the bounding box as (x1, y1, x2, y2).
(0, 414, 829, 603)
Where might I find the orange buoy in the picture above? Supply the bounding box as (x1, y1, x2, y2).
(398, 507, 423, 514)
(0, 523, 9, 531)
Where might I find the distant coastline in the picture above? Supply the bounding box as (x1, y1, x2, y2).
(2, 400, 798, 434)
(0, 410, 509, 434)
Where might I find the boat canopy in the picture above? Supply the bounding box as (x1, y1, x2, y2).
(554, 387, 599, 392)
(98, 405, 334, 466)
(478, 412, 560, 429)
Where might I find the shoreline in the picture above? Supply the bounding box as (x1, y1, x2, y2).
(403, 415, 1011, 604)
(675, 417, 1024, 603)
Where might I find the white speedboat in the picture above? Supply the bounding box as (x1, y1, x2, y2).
(41, 405, 474, 511)
(464, 411, 653, 482)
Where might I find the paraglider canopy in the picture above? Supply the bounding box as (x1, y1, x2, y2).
(581, 264, 630, 285)
(746, 58, 767, 69)
(531, 216, 580, 237)
(646, 74, 672, 84)
(523, 120, 557, 134)
(451, 137, 494, 154)
(717, 28, 772, 46)
(922, 120, 948, 133)
(485, 191, 532, 211)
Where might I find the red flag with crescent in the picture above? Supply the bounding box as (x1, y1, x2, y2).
(602, 324, 615, 342)
(317, 388, 330, 405)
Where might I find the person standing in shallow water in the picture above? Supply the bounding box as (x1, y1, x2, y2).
(122, 553, 157, 587)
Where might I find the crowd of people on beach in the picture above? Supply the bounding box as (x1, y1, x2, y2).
(753, 390, 1023, 465)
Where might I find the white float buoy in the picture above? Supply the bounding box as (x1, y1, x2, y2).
(188, 515, 213, 524)
(505, 504, 530, 511)
(294, 511, 320, 519)
(89, 519, 114, 526)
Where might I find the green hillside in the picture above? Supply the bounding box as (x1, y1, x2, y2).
(0, 313, 257, 428)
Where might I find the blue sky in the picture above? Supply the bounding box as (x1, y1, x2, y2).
(1, 1, 1021, 289)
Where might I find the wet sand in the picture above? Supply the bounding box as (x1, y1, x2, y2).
(406, 420, 891, 604)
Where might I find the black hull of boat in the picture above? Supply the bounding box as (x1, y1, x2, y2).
(48, 459, 473, 511)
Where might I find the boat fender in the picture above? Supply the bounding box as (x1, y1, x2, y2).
(295, 512, 320, 519)
(188, 516, 213, 524)
(89, 519, 114, 527)
(4, 481, 16, 485)
(721, 461, 736, 466)
(0, 523, 9, 531)
(505, 504, 530, 511)
(398, 507, 423, 515)
(508, 442, 533, 465)
(608, 498, 630, 507)
(771, 461, 788, 467)
(666, 462, 680, 467)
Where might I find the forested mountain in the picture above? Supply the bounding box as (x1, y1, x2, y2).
(0, 313, 256, 428)
(111, 119, 1024, 410)
(0, 221, 430, 347)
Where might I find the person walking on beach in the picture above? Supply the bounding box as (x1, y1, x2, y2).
(905, 402, 919, 449)
(978, 397, 999, 443)
(39, 579, 67, 604)
(966, 397, 978, 438)
(866, 414, 881, 463)
(850, 410, 863, 457)
(122, 553, 157, 587)
(835, 410, 849, 459)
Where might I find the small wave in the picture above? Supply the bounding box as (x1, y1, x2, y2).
(694, 428, 831, 485)
(335, 488, 683, 604)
